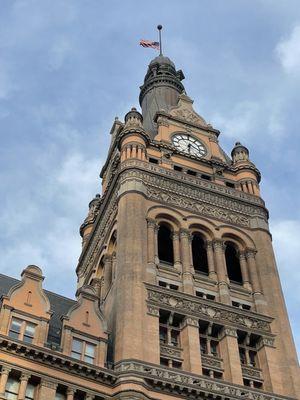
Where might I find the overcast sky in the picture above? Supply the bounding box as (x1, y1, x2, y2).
(0, 0, 299, 356)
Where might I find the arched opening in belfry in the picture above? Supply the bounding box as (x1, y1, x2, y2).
(192, 233, 209, 274)
(225, 242, 243, 284)
(158, 224, 174, 265)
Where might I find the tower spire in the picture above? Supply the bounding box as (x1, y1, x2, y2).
(157, 24, 163, 56)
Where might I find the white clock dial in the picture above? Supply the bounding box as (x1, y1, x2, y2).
(172, 133, 207, 157)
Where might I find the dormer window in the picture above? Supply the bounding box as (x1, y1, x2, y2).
(9, 317, 36, 344)
(71, 338, 96, 364)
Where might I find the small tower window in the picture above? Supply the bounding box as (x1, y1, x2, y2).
(225, 242, 243, 284)
(158, 225, 174, 265)
(192, 234, 208, 274)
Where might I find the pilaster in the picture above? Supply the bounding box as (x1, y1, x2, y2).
(219, 327, 243, 385)
(181, 317, 202, 374)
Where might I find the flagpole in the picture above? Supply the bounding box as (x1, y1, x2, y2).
(157, 25, 163, 55)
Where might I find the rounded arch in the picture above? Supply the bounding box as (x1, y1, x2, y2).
(219, 225, 256, 249)
(147, 205, 183, 231)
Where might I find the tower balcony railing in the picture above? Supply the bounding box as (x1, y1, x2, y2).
(241, 364, 263, 381)
(201, 353, 223, 372)
(160, 343, 183, 360)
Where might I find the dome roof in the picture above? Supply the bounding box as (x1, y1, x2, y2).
(149, 55, 175, 68)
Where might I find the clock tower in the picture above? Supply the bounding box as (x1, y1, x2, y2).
(77, 53, 300, 399)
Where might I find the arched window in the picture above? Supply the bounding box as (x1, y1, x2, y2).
(225, 242, 243, 284)
(158, 225, 174, 265)
(192, 234, 208, 274)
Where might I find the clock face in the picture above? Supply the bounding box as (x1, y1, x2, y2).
(172, 133, 207, 157)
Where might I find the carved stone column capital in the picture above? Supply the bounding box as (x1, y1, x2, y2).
(171, 231, 180, 241)
(146, 218, 157, 229)
(213, 239, 226, 251)
(20, 373, 30, 382)
(183, 316, 199, 327)
(245, 248, 257, 259)
(205, 240, 213, 250)
(40, 380, 58, 390)
(222, 326, 238, 338)
(179, 228, 192, 240)
(0, 366, 11, 375)
(103, 254, 113, 263)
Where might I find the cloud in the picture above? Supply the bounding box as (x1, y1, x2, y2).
(276, 25, 300, 74)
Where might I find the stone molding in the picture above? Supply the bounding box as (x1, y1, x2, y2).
(115, 360, 292, 400)
(145, 284, 273, 336)
(0, 335, 116, 385)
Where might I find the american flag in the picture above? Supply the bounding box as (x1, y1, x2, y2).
(139, 39, 160, 50)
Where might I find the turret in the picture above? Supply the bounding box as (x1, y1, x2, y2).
(118, 107, 150, 162)
(80, 194, 101, 247)
(139, 55, 185, 136)
(231, 142, 261, 196)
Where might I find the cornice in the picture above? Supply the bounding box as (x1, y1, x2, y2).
(0, 335, 116, 384)
(145, 284, 274, 336)
(115, 360, 294, 400)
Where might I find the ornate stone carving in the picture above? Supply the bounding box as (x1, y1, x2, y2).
(201, 354, 223, 370)
(222, 326, 238, 338)
(160, 344, 182, 359)
(184, 316, 199, 327)
(242, 366, 263, 380)
(146, 304, 159, 317)
(170, 93, 207, 126)
(146, 284, 273, 335)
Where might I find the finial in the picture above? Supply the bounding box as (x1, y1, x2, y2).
(157, 25, 163, 56)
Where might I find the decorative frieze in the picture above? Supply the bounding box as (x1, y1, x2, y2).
(115, 360, 288, 400)
(120, 159, 265, 207)
(146, 284, 273, 336)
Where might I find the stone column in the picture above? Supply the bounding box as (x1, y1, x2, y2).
(180, 229, 194, 294)
(146, 218, 157, 282)
(246, 249, 266, 313)
(219, 327, 243, 385)
(39, 380, 58, 400)
(67, 387, 75, 400)
(145, 305, 160, 364)
(17, 373, 30, 400)
(213, 240, 230, 304)
(102, 254, 112, 298)
(239, 252, 251, 290)
(181, 317, 202, 374)
(206, 241, 217, 280)
(154, 224, 159, 265)
(172, 232, 182, 272)
(0, 366, 11, 398)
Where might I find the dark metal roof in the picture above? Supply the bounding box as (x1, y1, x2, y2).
(0, 273, 76, 345)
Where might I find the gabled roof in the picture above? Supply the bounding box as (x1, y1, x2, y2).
(0, 273, 76, 345)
